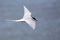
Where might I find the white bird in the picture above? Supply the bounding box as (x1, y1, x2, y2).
(7, 6, 37, 30)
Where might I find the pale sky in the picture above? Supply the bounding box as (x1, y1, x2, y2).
(0, 0, 60, 40)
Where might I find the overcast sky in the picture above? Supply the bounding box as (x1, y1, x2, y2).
(0, 0, 60, 40)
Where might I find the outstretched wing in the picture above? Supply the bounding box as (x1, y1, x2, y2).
(23, 6, 31, 18)
(25, 19, 36, 30)
(23, 6, 36, 30)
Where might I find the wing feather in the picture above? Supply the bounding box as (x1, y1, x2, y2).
(23, 6, 31, 18)
(23, 6, 36, 30)
(25, 19, 36, 30)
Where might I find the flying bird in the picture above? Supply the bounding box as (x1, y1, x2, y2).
(7, 6, 37, 30)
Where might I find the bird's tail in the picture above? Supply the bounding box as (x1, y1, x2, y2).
(6, 19, 24, 22)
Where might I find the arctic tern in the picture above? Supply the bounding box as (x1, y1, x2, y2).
(7, 6, 37, 30)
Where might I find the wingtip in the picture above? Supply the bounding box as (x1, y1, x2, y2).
(32, 27, 36, 30)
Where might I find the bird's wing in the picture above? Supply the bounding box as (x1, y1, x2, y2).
(23, 6, 31, 18)
(23, 6, 36, 30)
(25, 19, 36, 30)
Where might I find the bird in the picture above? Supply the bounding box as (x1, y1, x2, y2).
(6, 6, 37, 30)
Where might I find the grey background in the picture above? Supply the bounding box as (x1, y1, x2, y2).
(0, 0, 60, 40)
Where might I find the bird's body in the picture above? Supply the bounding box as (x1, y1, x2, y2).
(7, 6, 37, 30)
